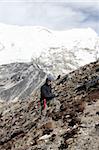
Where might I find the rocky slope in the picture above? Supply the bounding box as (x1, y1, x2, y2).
(0, 62, 45, 101)
(0, 60, 99, 150)
(70, 99, 99, 150)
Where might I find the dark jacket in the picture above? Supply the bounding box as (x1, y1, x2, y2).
(40, 83, 55, 101)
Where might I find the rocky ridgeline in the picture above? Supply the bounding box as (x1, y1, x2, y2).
(0, 60, 99, 150)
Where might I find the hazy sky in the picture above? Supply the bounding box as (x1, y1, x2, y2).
(0, 0, 99, 34)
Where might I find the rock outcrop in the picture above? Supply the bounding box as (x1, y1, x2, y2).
(0, 60, 99, 150)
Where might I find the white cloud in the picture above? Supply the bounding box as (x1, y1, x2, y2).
(0, 0, 99, 34)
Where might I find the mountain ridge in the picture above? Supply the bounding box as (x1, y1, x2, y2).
(0, 62, 45, 101)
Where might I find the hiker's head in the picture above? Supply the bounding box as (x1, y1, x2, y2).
(46, 75, 54, 85)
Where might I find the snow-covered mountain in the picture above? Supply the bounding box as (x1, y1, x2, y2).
(0, 23, 99, 75)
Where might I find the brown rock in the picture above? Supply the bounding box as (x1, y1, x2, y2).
(42, 121, 55, 129)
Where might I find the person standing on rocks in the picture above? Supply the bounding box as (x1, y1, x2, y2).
(40, 75, 56, 111)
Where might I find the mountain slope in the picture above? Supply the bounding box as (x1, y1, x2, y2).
(0, 62, 45, 101)
(0, 60, 99, 150)
(0, 23, 99, 75)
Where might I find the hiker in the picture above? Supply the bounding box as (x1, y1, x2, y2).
(40, 75, 56, 110)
